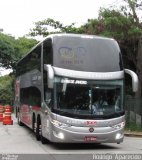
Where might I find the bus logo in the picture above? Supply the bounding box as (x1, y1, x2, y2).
(59, 47, 86, 59)
(86, 121, 97, 126)
(89, 128, 94, 133)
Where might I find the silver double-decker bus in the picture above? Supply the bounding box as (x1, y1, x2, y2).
(15, 34, 138, 144)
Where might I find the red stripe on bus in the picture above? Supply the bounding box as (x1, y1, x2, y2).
(32, 106, 40, 111)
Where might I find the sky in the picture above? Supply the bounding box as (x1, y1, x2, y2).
(0, 0, 122, 76)
(0, 0, 120, 38)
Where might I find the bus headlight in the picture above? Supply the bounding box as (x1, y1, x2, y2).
(53, 131, 65, 139)
(51, 120, 71, 128)
(115, 133, 122, 140)
(58, 132, 64, 139)
(112, 121, 125, 130)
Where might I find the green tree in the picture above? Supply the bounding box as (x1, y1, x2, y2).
(0, 33, 16, 69)
(29, 18, 83, 37)
(122, 0, 142, 25)
(16, 36, 37, 57)
(0, 33, 38, 72)
(0, 75, 15, 105)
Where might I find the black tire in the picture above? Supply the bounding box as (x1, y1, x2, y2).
(41, 133, 47, 144)
(36, 119, 41, 141)
(40, 127, 50, 144)
(32, 115, 36, 133)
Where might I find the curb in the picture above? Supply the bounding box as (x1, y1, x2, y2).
(124, 132, 142, 138)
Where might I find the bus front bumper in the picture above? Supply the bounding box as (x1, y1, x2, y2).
(50, 125, 124, 143)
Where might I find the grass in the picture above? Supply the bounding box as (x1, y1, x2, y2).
(125, 122, 142, 132)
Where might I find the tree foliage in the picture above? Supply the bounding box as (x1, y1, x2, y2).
(29, 18, 83, 37)
(0, 75, 15, 105)
(0, 33, 37, 71)
(16, 37, 37, 59)
(0, 33, 17, 69)
(122, 0, 142, 24)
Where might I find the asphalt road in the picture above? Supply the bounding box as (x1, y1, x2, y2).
(0, 115, 142, 160)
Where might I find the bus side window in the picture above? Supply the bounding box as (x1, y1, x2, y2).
(43, 39, 53, 65)
(30, 45, 41, 71)
(20, 87, 41, 107)
(45, 89, 52, 108)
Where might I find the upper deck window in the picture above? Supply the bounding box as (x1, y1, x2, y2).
(17, 44, 41, 76)
(53, 36, 123, 72)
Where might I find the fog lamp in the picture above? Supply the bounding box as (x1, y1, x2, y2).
(115, 133, 121, 140)
(53, 131, 65, 140)
(58, 132, 64, 139)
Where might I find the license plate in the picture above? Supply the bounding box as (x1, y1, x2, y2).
(84, 136, 96, 142)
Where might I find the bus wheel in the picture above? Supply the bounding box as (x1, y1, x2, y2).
(41, 131, 47, 144)
(17, 112, 24, 126)
(36, 119, 41, 141)
(32, 115, 36, 133)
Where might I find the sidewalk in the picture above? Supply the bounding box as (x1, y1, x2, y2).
(124, 131, 142, 138)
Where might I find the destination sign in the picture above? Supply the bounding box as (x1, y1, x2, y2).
(61, 79, 87, 85)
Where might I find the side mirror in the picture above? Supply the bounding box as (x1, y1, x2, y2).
(124, 69, 139, 92)
(44, 64, 54, 88)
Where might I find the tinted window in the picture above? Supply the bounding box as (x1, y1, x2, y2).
(53, 36, 123, 72)
(54, 77, 124, 119)
(20, 87, 41, 106)
(17, 45, 41, 76)
(43, 39, 53, 65)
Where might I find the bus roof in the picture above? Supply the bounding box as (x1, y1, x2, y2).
(17, 33, 116, 69)
(17, 33, 116, 65)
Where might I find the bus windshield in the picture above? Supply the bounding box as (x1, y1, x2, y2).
(53, 36, 123, 72)
(53, 77, 124, 119)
